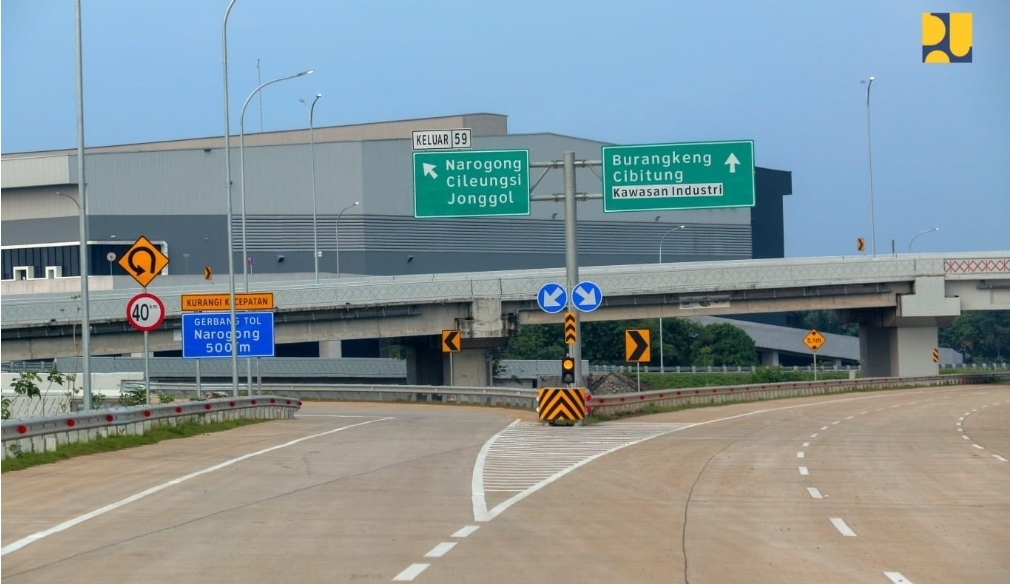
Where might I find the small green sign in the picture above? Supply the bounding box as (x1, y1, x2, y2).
(602, 140, 755, 212)
(413, 150, 531, 218)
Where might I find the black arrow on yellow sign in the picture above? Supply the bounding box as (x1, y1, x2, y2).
(442, 330, 461, 353)
(564, 311, 577, 345)
(625, 329, 651, 363)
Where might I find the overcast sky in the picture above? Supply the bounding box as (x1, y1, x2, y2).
(2, 0, 1008, 257)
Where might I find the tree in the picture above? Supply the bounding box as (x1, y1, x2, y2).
(691, 322, 758, 366)
(785, 310, 858, 336)
(502, 323, 567, 360)
(939, 311, 1010, 362)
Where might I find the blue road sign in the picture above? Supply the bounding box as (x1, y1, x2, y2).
(572, 281, 603, 312)
(537, 282, 567, 314)
(181, 311, 275, 358)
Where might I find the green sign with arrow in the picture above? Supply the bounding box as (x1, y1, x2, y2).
(413, 150, 531, 218)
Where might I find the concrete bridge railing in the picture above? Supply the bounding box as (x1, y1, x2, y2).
(584, 372, 1010, 417)
(1, 396, 301, 460)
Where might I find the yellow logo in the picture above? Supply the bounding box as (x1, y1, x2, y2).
(922, 12, 972, 63)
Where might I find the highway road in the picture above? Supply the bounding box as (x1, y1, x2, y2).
(2, 385, 1008, 583)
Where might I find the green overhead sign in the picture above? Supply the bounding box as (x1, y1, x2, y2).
(413, 150, 531, 218)
(602, 140, 755, 212)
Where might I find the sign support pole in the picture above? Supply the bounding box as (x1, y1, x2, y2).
(449, 352, 454, 387)
(637, 362, 641, 392)
(143, 330, 151, 404)
(813, 351, 818, 381)
(563, 152, 583, 387)
(195, 359, 202, 400)
(256, 357, 262, 394)
(246, 358, 253, 397)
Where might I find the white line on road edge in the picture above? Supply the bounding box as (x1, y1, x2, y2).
(424, 542, 457, 558)
(884, 571, 914, 583)
(452, 525, 480, 538)
(832, 515, 856, 533)
(807, 487, 823, 499)
(830, 517, 857, 537)
(0, 417, 394, 557)
(392, 564, 430, 581)
(799, 466, 809, 475)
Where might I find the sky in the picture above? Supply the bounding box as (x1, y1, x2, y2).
(2, 0, 1008, 258)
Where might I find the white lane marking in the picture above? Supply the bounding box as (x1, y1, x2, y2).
(972, 408, 978, 412)
(810, 433, 819, 438)
(802, 442, 810, 447)
(393, 563, 430, 581)
(964, 412, 970, 416)
(958, 428, 963, 432)
(973, 444, 985, 450)
(830, 517, 857, 537)
(957, 422, 962, 427)
(994, 455, 1009, 462)
(799, 466, 809, 475)
(424, 542, 457, 558)
(821, 426, 829, 430)
(962, 435, 970, 440)
(296, 414, 377, 418)
(452, 525, 480, 538)
(807, 487, 824, 499)
(876, 408, 884, 411)
(797, 452, 805, 459)
(1, 417, 393, 557)
(958, 416, 964, 421)
(884, 571, 914, 583)
(846, 415, 854, 420)
(832, 420, 840, 424)
(474, 422, 688, 522)
(861, 411, 868, 415)
(471, 419, 521, 522)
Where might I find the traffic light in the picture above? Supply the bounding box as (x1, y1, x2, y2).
(561, 356, 575, 385)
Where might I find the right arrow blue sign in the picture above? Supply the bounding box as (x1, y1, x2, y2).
(572, 281, 603, 312)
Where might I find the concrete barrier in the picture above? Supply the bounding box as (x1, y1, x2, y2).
(1, 396, 302, 460)
(584, 373, 1010, 417)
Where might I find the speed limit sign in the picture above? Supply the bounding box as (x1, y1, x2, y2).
(126, 292, 166, 332)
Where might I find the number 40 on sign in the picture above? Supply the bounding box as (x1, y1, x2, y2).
(126, 292, 166, 332)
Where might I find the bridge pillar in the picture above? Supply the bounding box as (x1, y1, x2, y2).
(842, 276, 960, 378)
(446, 348, 492, 387)
(319, 341, 342, 358)
(403, 336, 444, 386)
(760, 350, 780, 367)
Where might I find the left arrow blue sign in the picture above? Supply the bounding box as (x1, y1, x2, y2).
(537, 282, 567, 314)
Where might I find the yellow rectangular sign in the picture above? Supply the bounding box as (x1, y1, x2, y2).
(181, 292, 274, 312)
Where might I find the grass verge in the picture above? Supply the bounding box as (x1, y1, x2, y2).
(2, 418, 267, 473)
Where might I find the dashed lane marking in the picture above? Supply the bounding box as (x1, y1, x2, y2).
(884, 571, 914, 583)
(810, 433, 818, 438)
(392, 564, 429, 581)
(807, 487, 824, 499)
(799, 466, 809, 475)
(802, 442, 810, 447)
(830, 517, 857, 537)
(994, 455, 1009, 462)
(451, 526, 479, 538)
(424, 542, 457, 558)
(797, 452, 806, 459)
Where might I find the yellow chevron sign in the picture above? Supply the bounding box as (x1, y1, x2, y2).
(537, 387, 588, 423)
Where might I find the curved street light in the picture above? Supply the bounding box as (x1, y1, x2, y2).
(658, 225, 686, 373)
(239, 69, 313, 292)
(299, 93, 323, 285)
(861, 76, 877, 256)
(908, 226, 940, 253)
(222, 0, 240, 397)
(336, 201, 360, 276)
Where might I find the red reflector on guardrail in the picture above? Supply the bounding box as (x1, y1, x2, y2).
(270, 398, 276, 404)
(144, 411, 152, 418)
(229, 401, 236, 407)
(106, 414, 114, 422)
(67, 419, 76, 427)
(204, 404, 212, 410)
(285, 400, 291, 405)
(18, 425, 28, 434)
(251, 400, 257, 405)
(175, 407, 183, 413)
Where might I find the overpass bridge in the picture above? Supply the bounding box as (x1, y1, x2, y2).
(2, 252, 1008, 383)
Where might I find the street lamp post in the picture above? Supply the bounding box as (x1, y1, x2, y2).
(222, 0, 240, 397)
(658, 225, 686, 374)
(73, 0, 94, 411)
(861, 76, 877, 257)
(335, 201, 360, 276)
(299, 93, 323, 285)
(908, 227, 940, 253)
(239, 70, 313, 292)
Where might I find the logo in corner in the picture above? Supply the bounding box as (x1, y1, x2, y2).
(922, 12, 972, 63)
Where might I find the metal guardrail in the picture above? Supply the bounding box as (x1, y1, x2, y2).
(1, 396, 302, 442)
(584, 372, 1010, 416)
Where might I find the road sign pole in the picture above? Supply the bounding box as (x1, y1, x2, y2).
(449, 352, 454, 386)
(246, 358, 253, 396)
(813, 351, 818, 382)
(195, 359, 202, 400)
(563, 152, 583, 387)
(143, 330, 151, 405)
(74, 0, 93, 412)
(637, 362, 641, 392)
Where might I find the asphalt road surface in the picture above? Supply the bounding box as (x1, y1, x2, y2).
(2, 385, 1007, 583)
